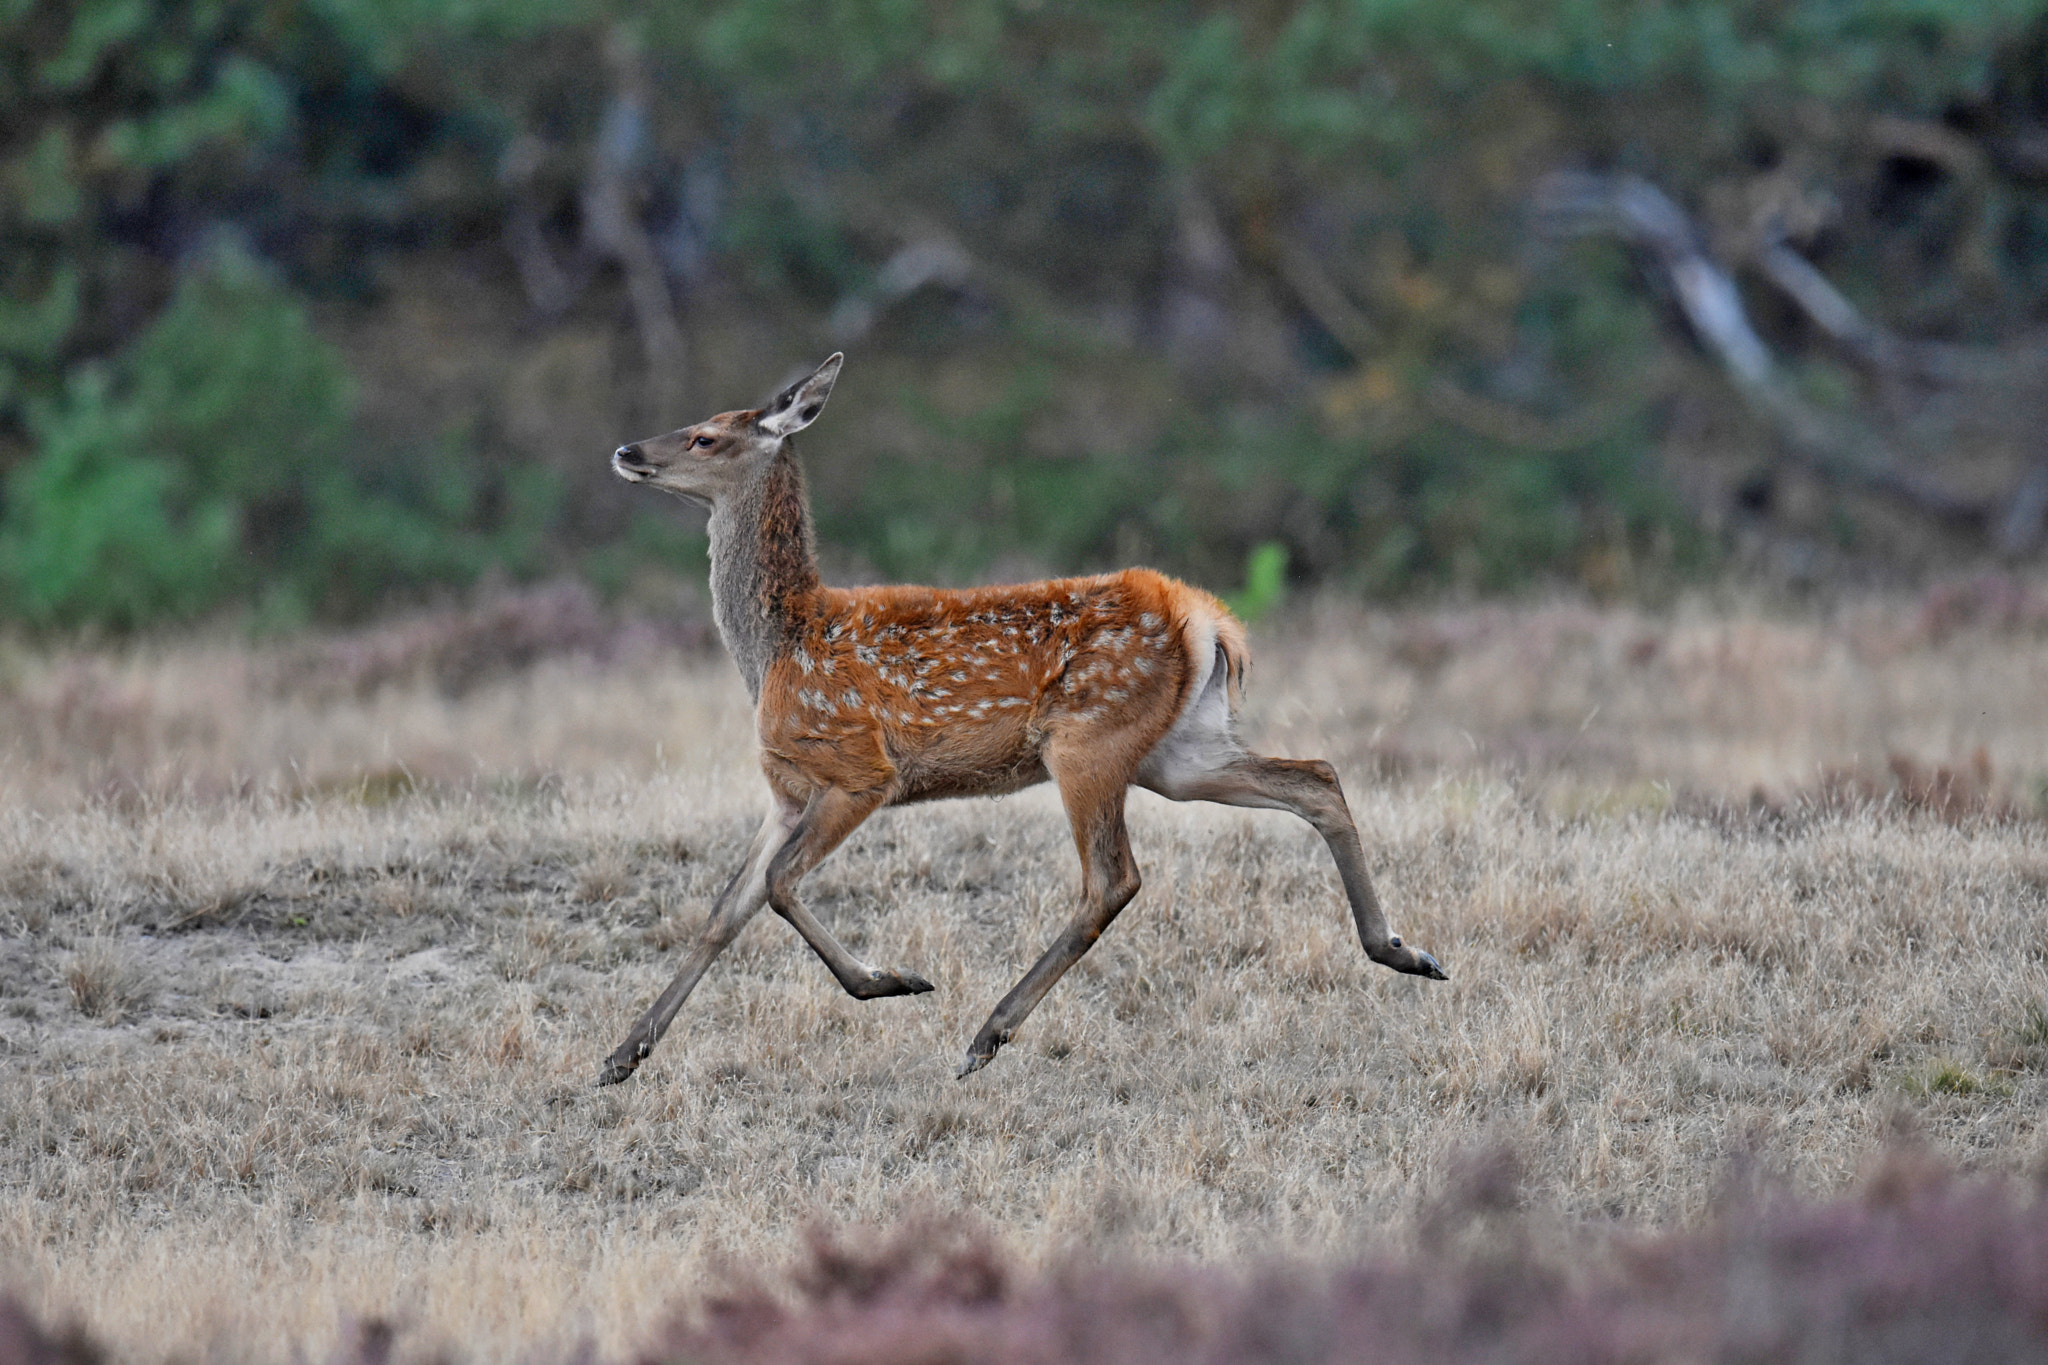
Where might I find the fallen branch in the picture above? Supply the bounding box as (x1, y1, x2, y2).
(1866, 114, 1990, 184)
(1269, 235, 1383, 360)
(828, 238, 974, 342)
(1755, 230, 1948, 384)
(1533, 171, 1992, 533)
(1748, 219, 2044, 391)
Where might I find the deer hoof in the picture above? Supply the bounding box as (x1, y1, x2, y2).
(956, 1026, 1011, 1078)
(853, 968, 936, 999)
(594, 1055, 641, 1087)
(1405, 949, 1449, 981)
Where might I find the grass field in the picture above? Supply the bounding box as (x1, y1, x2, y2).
(3, 584, 2046, 1362)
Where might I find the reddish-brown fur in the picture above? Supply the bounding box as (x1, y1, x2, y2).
(758, 571, 1242, 809)
(598, 354, 1440, 1086)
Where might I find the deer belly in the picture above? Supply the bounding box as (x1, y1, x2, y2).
(888, 718, 1048, 804)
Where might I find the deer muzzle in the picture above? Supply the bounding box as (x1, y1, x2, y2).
(612, 444, 654, 480)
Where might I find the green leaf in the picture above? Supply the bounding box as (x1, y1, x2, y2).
(1224, 541, 1288, 623)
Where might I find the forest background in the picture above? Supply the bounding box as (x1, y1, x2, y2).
(5, 0, 2048, 634)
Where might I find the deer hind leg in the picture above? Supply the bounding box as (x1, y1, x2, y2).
(1137, 709, 1446, 981)
(597, 803, 796, 1086)
(766, 786, 935, 1001)
(958, 754, 1141, 1078)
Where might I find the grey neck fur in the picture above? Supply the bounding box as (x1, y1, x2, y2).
(705, 445, 818, 701)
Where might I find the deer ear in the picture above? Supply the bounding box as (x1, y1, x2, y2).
(756, 353, 843, 438)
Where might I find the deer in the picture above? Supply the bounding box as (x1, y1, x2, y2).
(599, 353, 1446, 1086)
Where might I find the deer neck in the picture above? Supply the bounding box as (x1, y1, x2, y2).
(707, 447, 821, 700)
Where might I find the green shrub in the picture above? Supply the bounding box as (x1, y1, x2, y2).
(0, 246, 561, 630)
(0, 369, 237, 630)
(0, 247, 341, 628)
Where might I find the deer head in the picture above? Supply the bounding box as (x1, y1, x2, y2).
(610, 353, 842, 508)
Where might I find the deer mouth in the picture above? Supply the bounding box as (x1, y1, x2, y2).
(611, 445, 656, 481)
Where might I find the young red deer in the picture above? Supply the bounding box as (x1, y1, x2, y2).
(600, 354, 1446, 1085)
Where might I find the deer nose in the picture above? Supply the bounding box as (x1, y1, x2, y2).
(611, 444, 655, 482)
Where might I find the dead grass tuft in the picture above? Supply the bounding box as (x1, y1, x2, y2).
(575, 851, 635, 905)
(61, 938, 153, 1024)
(1912, 572, 2048, 645)
(1800, 746, 2033, 824)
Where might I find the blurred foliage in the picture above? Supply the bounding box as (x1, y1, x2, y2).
(0, 246, 557, 628)
(1, 0, 2045, 627)
(1224, 541, 1289, 622)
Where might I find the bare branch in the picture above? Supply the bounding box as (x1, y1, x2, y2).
(1269, 236, 1383, 361)
(1750, 225, 2016, 387)
(583, 33, 689, 420)
(1996, 462, 2048, 560)
(1423, 378, 1638, 453)
(1866, 115, 1990, 183)
(829, 239, 973, 343)
(1992, 125, 2048, 180)
(498, 135, 589, 318)
(1534, 171, 1990, 532)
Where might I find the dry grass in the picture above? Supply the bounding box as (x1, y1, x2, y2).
(2, 586, 2046, 1363)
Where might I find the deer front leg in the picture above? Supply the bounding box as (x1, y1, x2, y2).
(767, 786, 935, 1000)
(959, 769, 1141, 1078)
(596, 805, 795, 1086)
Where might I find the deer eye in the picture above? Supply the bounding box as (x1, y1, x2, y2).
(691, 435, 713, 449)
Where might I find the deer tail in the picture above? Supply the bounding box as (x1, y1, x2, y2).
(1212, 609, 1249, 715)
